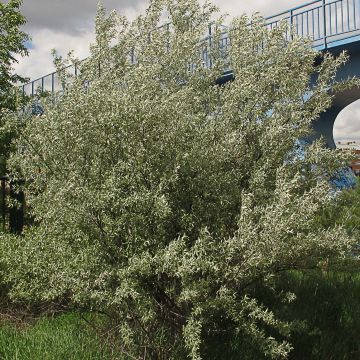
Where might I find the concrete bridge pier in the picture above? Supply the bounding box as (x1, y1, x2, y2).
(312, 106, 340, 149)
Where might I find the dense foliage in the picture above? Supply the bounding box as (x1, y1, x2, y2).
(1, 0, 359, 358)
(319, 178, 360, 239)
(0, 0, 28, 175)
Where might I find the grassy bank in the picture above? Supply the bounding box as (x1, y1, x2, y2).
(0, 313, 120, 360)
(1, 270, 360, 359)
(203, 270, 360, 360)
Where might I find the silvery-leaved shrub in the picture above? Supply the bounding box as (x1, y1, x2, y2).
(1, 0, 359, 358)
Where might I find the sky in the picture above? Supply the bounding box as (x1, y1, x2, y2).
(13, 0, 360, 143)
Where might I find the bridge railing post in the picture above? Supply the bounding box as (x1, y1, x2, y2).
(208, 24, 212, 68)
(322, 0, 327, 49)
(51, 72, 55, 104)
(290, 9, 294, 40)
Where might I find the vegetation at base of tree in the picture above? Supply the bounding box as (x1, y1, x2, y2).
(203, 269, 360, 360)
(0, 313, 121, 360)
(1, 0, 360, 359)
(1, 270, 360, 360)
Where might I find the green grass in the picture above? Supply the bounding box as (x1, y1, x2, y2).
(280, 270, 360, 360)
(0, 313, 121, 360)
(1, 271, 360, 359)
(202, 270, 360, 360)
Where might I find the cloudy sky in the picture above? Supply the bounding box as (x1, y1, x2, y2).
(13, 0, 360, 143)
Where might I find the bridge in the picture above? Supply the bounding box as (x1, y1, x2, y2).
(21, 0, 360, 148)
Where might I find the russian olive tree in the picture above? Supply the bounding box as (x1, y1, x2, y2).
(2, 0, 359, 358)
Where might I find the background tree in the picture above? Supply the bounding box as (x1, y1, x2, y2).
(2, 0, 359, 359)
(0, 0, 28, 109)
(0, 0, 28, 233)
(0, 0, 28, 175)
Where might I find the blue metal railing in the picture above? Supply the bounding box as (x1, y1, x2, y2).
(264, 0, 360, 49)
(21, 0, 360, 97)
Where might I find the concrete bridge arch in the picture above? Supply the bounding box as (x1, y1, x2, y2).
(313, 41, 360, 148)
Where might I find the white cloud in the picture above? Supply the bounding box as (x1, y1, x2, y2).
(21, 0, 146, 34)
(14, 29, 95, 80)
(16, 2, 149, 80)
(212, 0, 305, 19)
